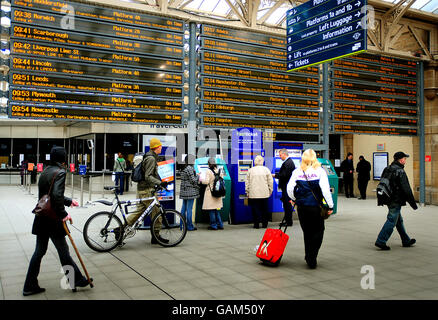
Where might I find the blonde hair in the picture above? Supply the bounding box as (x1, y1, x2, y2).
(254, 155, 264, 166)
(300, 149, 321, 171)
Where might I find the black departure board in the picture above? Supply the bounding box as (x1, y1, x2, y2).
(8, 0, 185, 124)
(199, 24, 321, 133)
(330, 53, 418, 136)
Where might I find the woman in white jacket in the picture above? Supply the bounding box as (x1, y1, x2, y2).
(245, 155, 273, 229)
(287, 149, 333, 269)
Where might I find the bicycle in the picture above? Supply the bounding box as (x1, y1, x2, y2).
(83, 185, 187, 252)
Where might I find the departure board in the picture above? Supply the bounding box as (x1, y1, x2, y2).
(8, 0, 185, 124)
(330, 52, 418, 135)
(199, 24, 321, 133)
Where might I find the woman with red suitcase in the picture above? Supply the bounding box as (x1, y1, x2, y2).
(287, 149, 333, 269)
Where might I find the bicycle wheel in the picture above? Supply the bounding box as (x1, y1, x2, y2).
(83, 211, 124, 252)
(150, 209, 187, 247)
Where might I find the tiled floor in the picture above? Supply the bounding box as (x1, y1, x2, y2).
(1, 184, 437, 300)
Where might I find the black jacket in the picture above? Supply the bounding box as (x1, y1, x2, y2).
(341, 158, 354, 177)
(275, 157, 295, 196)
(387, 161, 417, 210)
(356, 159, 371, 181)
(32, 163, 72, 238)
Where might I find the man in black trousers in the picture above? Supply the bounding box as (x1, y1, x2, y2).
(341, 152, 354, 198)
(356, 155, 371, 199)
(272, 149, 296, 226)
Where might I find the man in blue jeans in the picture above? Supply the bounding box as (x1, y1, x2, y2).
(375, 151, 418, 250)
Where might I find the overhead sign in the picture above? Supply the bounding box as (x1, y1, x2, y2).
(287, 0, 367, 71)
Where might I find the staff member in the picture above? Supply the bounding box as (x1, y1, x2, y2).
(356, 155, 371, 200)
(272, 149, 295, 226)
(287, 149, 333, 269)
(341, 152, 354, 198)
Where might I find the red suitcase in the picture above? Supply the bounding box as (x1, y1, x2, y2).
(256, 221, 289, 267)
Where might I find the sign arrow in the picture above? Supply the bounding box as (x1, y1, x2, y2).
(356, 21, 361, 29)
(354, 1, 361, 7)
(355, 11, 361, 18)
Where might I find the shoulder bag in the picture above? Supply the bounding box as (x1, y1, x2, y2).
(304, 172, 331, 220)
(32, 169, 61, 220)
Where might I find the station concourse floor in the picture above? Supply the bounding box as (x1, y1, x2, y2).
(1, 184, 437, 300)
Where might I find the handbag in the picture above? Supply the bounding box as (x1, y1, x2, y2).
(303, 173, 331, 220)
(32, 169, 61, 220)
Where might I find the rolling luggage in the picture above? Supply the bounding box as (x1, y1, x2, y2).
(256, 219, 290, 267)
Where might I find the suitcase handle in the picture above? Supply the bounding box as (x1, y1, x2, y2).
(278, 204, 296, 233)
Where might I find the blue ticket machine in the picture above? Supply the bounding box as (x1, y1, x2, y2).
(140, 135, 176, 229)
(228, 128, 265, 224)
(270, 142, 303, 215)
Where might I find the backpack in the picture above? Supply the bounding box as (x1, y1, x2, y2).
(131, 155, 152, 183)
(210, 168, 226, 197)
(376, 167, 393, 206)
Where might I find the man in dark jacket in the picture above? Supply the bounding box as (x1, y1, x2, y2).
(375, 151, 417, 250)
(356, 155, 371, 200)
(272, 149, 296, 226)
(341, 152, 354, 198)
(23, 146, 90, 296)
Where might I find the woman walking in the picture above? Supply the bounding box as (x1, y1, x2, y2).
(287, 149, 333, 269)
(201, 157, 224, 230)
(179, 154, 200, 231)
(23, 146, 92, 296)
(245, 155, 273, 229)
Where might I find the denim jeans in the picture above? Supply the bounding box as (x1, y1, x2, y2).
(114, 172, 124, 195)
(207, 209, 223, 229)
(376, 206, 411, 245)
(181, 199, 195, 230)
(24, 235, 84, 291)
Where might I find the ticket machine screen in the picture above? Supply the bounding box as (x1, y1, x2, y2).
(322, 164, 335, 175)
(238, 160, 252, 182)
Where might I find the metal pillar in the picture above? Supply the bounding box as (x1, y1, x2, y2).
(419, 61, 425, 206)
(322, 63, 330, 159)
(187, 22, 197, 158)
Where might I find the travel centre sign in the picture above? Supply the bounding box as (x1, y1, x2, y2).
(287, 0, 367, 71)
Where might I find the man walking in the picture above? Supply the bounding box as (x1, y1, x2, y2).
(341, 152, 354, 198)
(113, 152, 126, 195)
(356, 155, 371, 200)
(272, 149, 295, 226)
(375, 151, 417, 250)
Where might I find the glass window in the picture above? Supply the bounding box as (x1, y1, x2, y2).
(0, 138, 11, 168)
(12, 138, 37, 168)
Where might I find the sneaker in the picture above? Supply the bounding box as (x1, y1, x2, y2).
(23, 287, 45, 296)
(403, 239, 416, 247)
(207, 226, 217, 230)
(218, 226, 224, 230)
(375, 242, 391, 250)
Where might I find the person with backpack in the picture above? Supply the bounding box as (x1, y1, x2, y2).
(179, 154, 200, 231)
(23, 146, 91, 296)
(356, 155, 371, 200)
(113, 152, 126, 195)
(246, 155, 273, 229)
(375, 151, 417, 250)
(201, 157, 225, 230)
(287, 149, 334, 269)
(125, 138, 168, 244)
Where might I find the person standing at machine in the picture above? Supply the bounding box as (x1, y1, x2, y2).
(356, 155, 371, 200)
(341, 152, 354, 198)
(246, 155, 273, 229)
(201, 157, 224, 230)
(179, 154, 200, 231)
(272, 149, 296, 226)
(113, 152, 126, 195)
(287, 149, 334, 269)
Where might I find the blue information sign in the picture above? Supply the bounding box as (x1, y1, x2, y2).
(79, 165, 87, 176)
(287, 0, 367, 71)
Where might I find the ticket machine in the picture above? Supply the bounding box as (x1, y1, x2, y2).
(270, 142, 303, 216)
(194, 157, 231, 223)
(228, 128, 265, 224)
(318, 158, 339, 214)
